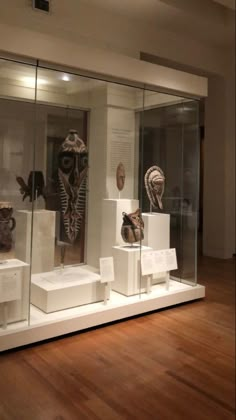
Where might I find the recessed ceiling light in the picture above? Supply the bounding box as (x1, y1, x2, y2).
(62, 74, 70, 82)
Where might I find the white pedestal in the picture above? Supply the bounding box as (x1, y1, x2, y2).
(0, 259, 29, 327)
(142, 213, 170, 284)
(15, 210, 56, 274)
(112, 245, 152, 296)
(31, 265, 104, 313)
(101, 199, 139, 257)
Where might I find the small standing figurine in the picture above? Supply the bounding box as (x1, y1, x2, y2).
(116, 162, 126, 191)
(16, 171, 45, 202)
(144, 166, 165, 210)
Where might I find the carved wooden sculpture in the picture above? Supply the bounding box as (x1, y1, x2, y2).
(58, 129, 88, 243)
(16, 171, 45, 202)
(121, 208, 144, 244)
(144, 166, 165, 210)
(0, 202, 16, 252)
(116, 162, 125, 191)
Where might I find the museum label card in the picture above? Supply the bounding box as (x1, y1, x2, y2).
(0, 269, 22, 303)
(153, 250, 167, 273)
(141, 252, 155, 276)
(165, 248, 178, 271)
(99, 257, 115, 283)
(141, 249, 178, 275)
(153, 249, 177, 272)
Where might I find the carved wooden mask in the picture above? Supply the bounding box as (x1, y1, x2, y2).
(58, 129, 88, 243)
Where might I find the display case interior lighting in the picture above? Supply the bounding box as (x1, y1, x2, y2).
(62, 74, 70, 82)
(21, 77, 48, 88)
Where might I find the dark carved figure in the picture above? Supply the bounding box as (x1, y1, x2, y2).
(144, 166, 165, 210)
(0, 202, 16, 252)
(16, 171, 45, 202)
(121, 208, 144, 244)
(116, 162, 126, 191)
(58, 129, 88, 243)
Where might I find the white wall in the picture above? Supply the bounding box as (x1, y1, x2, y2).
(0, 0, 228, 76)
(203, 50, 235, 258)
(0, 0, 234, 258)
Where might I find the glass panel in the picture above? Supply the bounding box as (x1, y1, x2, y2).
(140, 89, 200, 287)
(0, 59, 36, 101)
(28, 66, 144, 323)
(33, 103, 87, 267)
(0, 86, 36, 332)
(181, 101, 200, 284)
(0, 57, 200, 340)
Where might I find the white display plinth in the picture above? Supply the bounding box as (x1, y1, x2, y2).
(101, 199, 139, 258)
(0, 259, 29, 327)
(112, 245, 152, 296)
(15, 210, 56, 274)
(142, 213, 170, 284)
(31, 265, 104, 313)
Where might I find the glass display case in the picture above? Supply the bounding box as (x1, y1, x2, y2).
(0, 56, 203, 349)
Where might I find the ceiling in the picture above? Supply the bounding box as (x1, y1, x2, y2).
(77, 0, 235, 47)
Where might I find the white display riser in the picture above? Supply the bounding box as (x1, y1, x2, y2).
(0, 280, 205, 351)
(142, 212, 170, 285)
(0, 259, 29, 327)
(31, 265, 105, 313)
(101, 199, 139, 258)
(15, 209, 56, 274)
(112, 245, 152, 296)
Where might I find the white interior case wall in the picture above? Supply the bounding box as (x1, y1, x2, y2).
(15, 210, 56, 274)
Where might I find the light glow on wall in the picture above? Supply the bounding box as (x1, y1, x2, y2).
(21, 76, 48, 88)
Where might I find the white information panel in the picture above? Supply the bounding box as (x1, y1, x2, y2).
(141, 248, 177, 276)
(153, 250, 167, 273)
(0, 269, 22, 303)
(99, 257, 115, 283)
(141, 252, 156, 276)
(165, 249, 178, 271)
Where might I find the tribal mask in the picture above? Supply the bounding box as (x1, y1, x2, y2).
(58, 129, 88, 243)
(116, 162, 126, 191)
(144, 166, 165, 210)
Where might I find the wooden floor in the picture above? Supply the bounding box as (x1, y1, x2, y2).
(0, 257, 235, 420)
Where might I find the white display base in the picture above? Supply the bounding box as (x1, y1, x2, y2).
(112, 245, 152, 296)
(31, 265, 104, 313)
(0, 280, 205, 351)
(101, 199, 139, 257)
(142, 213, 170, 284)
(15, 209, 56, 274)
(0, 259, 29, 327)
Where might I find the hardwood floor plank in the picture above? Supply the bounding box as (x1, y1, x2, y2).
(0, 256, 235, 419)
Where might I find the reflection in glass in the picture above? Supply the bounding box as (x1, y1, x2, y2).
(140, 95, 199, 285)
(0, 96, 36, 329)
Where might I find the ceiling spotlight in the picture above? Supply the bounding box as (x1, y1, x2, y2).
(62, 74, 70, 82)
